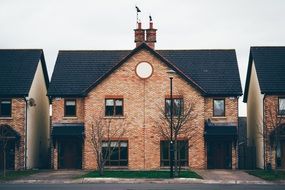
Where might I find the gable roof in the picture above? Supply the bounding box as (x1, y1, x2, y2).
(48, 43, 242, 97)
(244, 46, 285, 102)
(0, 49, 49, 97)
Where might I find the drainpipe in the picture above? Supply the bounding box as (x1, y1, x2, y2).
(24, 97, 28, 170)
(263, 94, 266, 169)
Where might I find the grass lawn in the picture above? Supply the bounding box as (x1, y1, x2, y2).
(247, 170, 285, 181)
(0, 170, 39, 181)
(82, 170, 202, 179)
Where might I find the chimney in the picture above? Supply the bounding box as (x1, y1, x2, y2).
(146, 21, 157, 49)
(134, 22, 145, 47)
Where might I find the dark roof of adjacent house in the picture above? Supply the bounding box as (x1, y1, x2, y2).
(48, 43, 242, 97)
(244, 46, 285, 102)
(0, 49, 49, 97)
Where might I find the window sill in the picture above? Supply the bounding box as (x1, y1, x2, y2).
(63, 116, 78, 120)
(212, 116, 227, 119)
(160, 166, 189, 169)
(0, 117, 13, 120)
(103, 116, 125, 119)
(277, 115, 285, 118)
(104, 166, 128, 169)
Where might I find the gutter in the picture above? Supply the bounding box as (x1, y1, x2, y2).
(262, 94, 266, 169)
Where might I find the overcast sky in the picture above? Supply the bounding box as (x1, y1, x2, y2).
(1, 0, 285, 116)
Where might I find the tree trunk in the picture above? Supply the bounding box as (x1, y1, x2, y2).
(174, 140, 178, 177)
(99, 165, 104, 176)
(97, 153, 105, 176)
(3, 143, 6, 178)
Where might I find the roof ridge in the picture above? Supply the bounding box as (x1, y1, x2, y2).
(57, 49, 236, 52)
(58, 50, 132, 52)
(157, 49, 236, 51)
(0, 49, 43, 51)
(251, 46, 285, 48)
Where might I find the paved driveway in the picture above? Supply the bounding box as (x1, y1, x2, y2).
(194, 170, 264, 182)
(19, 170, 87, 180)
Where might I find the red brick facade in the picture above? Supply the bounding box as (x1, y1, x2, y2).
(51, 48, 239, 170)
(263, 95, 285, 169)
(0, 98, 26, 170)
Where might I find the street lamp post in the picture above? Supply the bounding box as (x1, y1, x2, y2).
(169, 76, 174, 178)
(167, 69, 175, 178)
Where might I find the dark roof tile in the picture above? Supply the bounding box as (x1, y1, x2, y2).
(0, 49, 49, 97)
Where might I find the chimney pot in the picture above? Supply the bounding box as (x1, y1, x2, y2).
(149, 22, 153, 29)
(146, 22, 157, 49)
(137, 22, 142, 29)
(134, 22, 145, 47)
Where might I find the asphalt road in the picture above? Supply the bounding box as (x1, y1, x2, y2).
(1, 183, 285, 190)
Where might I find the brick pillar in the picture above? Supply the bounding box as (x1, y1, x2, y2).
(232, 142, 238, 169)
(53, 142, 58, 170)
(15, 140, 25, 170)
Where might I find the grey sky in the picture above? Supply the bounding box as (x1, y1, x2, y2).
(1, 0, 285, 116)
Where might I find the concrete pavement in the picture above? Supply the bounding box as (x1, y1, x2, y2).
(1, 169, 284, 185)
(1, 183, 285, 190)
(18, 170, 87, 181)
(194, 169, 264, 181)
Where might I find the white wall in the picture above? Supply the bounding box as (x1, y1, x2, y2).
(247, 61, 264, 169)
(26, 60, 50, 169)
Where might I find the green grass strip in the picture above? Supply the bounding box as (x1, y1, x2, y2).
(247, 170, 285, 181)
(82, 170, 202, 179)
(0, 170, 39, 181)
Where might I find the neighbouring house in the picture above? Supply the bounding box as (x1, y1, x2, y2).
(0, 49, 50, 170)
(48, 21, 242, 170)
(244, 46, 285, 169)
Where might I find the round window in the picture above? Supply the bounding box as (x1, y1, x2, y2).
(135, 62, 153, 79)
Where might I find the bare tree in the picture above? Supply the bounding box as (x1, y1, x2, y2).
(254, 99, 285, 170)
(89, 116, 126, 176)
(264, 107, 285, 170)
(156, 99, 198, 177)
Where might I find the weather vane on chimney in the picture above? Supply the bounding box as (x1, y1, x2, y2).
(135, 6, 141, 23)
(149, 15, 152, 22)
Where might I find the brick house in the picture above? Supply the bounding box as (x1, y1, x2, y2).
(244, 46, 285, 169)
(48, 22, 242, 170)
(0, 50, 50, 170)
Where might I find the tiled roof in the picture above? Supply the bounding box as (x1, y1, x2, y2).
(48, 43, 242, 97)
(0, 49, 49, 97)
(244, 46, 285, 102)
(158, 49, 242, 96)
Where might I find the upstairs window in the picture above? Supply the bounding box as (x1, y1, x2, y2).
(213, 99, 225, 117)
(278, 98, 285, 115)
(105, 99, 123, 116)
(64, 99, 76, 117)
(165, 98, 183, 117)
(0, 99, 12, 117)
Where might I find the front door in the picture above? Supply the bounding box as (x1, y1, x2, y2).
(281, 141, 285, 169)
(0, 141, 15, 170)
(58, 139, 82, 169)
(207, 141, 232, 169)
